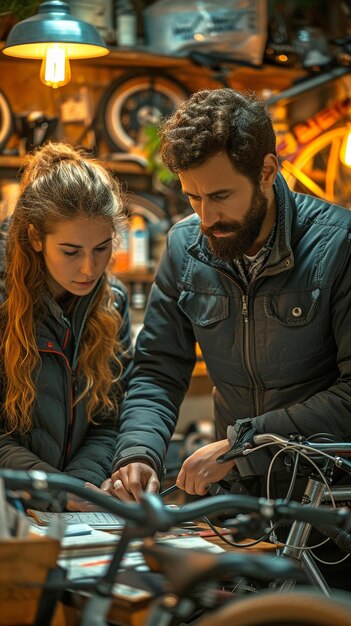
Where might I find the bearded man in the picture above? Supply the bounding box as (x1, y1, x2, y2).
(109, 88, 351, 507)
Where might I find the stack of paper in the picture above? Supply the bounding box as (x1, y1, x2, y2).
(30, 521, 120, 557)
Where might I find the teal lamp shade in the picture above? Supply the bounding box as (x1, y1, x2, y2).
(2, 0, 109, 59)
(2, 1, 109, 88)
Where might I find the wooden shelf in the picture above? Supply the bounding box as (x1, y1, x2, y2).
(72, 50, 307, 93)
(77, 46, 195, 69)
(0, 155, 23, 179)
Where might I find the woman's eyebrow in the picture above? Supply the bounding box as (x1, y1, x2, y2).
(58, 237, 113, 248)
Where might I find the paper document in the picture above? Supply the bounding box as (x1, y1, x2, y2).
(27, 509, 125, 530)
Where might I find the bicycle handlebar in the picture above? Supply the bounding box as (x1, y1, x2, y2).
(253, 433, 351, 455)
(1, 468, 351, 537)
(251, 433, 351, 476)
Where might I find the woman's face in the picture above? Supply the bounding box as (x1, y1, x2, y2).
(30, 216, 114, 300)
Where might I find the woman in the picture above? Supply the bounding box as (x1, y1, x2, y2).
(0, 141, 133, 510)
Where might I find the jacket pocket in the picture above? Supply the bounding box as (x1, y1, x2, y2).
(178, 290, 229, 326)
(262, 288, 323, 364)
(264, 288, 320, 327)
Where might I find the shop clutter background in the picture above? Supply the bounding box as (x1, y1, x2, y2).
(1, 0, 351, 283)
(0, 1, 347, 66)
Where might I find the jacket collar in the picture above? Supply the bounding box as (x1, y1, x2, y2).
(43, 275, 104, 333)
(262, 172, 294, 276)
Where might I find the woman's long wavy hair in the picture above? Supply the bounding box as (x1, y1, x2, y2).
(0, 141, 128, 434)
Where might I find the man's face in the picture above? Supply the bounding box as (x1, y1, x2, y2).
(179, 152, 269, 261)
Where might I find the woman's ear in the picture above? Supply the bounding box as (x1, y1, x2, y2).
(28, 224, 42, 252)
(260, 153, 278, 189)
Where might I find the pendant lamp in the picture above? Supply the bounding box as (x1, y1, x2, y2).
(2, 0, 109, 88)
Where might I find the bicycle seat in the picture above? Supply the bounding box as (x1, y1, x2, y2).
(141, 539, 306, 597)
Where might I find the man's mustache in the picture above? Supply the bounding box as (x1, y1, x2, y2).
(202, 222, 241, 236)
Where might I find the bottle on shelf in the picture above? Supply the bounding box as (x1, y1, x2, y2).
(131, 281, 147, 310)
(129, 214, 150, 270)
(115, 0, 137, 47)
(111, 227, 130, 273)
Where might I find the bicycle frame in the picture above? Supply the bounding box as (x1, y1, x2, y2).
(252, 434, 351, 596)
(280, 475, 332, 594)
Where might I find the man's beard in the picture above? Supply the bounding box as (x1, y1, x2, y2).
(201, 186, 268, 262)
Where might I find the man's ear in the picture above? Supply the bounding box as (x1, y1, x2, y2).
(28, 224, 42, 252)
(260, 153, 278, 189)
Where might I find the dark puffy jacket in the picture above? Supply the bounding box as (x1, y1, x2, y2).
(0, 230, 133, 488)
(112, 173, 351, 477)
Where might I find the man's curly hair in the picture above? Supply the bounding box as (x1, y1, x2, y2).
(159, 88, 276, 184)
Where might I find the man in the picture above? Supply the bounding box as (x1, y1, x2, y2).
(110, 87, 351, 502)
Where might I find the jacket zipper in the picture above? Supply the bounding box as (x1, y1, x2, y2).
(214, 269, 262, 415)
(242, 294, 249, 322)
(241, 291, 261, 414)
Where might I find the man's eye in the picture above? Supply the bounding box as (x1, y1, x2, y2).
(214, 194, 229, 200)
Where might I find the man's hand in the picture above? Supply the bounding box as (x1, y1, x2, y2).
(110, 462, 160, 502)
(176, 439, 235, 496)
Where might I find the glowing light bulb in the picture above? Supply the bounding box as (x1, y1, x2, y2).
(340, 129, 351, 168)
(39, 45, 71, 89)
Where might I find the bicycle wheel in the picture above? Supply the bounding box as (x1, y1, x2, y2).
(194, 589, 351, 626)
(99, 72, 189, 152)
(280, 126, 351, 207)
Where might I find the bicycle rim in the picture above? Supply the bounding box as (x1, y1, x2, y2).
(193, 590, 351, 626)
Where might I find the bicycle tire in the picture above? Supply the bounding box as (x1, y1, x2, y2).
(194, 590, 351, 626)
(99, 72, 189, 152)
(0, 89, 13, 152)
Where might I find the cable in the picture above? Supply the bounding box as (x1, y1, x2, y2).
(266, 446, 300, 545)
(261, 443, 351, 568)
(200, 514, 272, 549)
